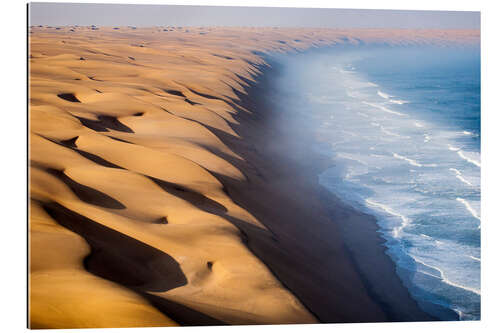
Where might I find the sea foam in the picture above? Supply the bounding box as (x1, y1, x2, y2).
(456, 197, 481, 221)
(393, 153, 422, 167)
(377, 90, 391, 99)
(362, 101, 405, 116)
(449, 168, 473, 186)
(390, 99, 409, 104)
(457, 151, 481, 168)
(411, 255, 481, 295)
(365, 199, 410, 238)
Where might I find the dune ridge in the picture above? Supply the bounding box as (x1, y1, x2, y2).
(29, 26, 479, 328)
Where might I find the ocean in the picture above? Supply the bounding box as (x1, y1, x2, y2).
(270, 44, 480, 320)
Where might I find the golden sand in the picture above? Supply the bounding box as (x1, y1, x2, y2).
(28, 26, 479, 328)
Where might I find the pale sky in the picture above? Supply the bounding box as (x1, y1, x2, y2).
(29, 2, 480, 29)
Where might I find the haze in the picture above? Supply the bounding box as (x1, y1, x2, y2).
(29, 3, 479, 29)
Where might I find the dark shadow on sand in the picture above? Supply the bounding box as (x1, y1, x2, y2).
(41, 202, 225, 325)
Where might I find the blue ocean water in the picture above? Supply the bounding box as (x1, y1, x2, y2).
(272, 45, 480, 320)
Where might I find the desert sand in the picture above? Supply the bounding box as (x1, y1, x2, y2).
(29, 26, 479, 328)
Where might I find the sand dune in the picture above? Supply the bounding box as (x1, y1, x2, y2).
(29, 26, 479, 328)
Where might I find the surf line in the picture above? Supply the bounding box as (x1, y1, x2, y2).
(456, 197, 481, 222)
(411, 255, 481, 295)
(362, 101, 405, 116)
(449, 168, 473, 186)
(457, 151, 481, 168)
(365, 199, 410, 238)
(377, 90, 391, 99)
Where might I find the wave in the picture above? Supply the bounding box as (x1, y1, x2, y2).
(336, 152, 368, 166)
(377, 90, 391, 99)
(390, 99, 409, 104)
(457, 151, 481, 168)
(377, 90, 408, 104)
(365, 199, 410, 238)
(414, 122, 424, 128)
(449, 168, 473, 186)
(469, 255, 481, 262)
(393, 153, 422, 167)
(448, 144, 461, 151)
(381, 126, 409, 138)
(411, 255, 481, 295)
(362, 101, 405, 116)
(456, 197, 481, 221)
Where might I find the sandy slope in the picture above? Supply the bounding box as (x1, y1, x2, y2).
(28, 26, 479, 328)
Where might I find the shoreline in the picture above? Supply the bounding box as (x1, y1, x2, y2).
(29, 27, 478, 327)
(211, 54, 442, 322)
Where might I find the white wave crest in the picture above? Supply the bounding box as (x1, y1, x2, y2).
(393, 153, 422, 167)
(390, 99, 409, 104)
(457, 151, 481, 168)
(449, 168, 473, 186)
(414, 122, 424, 128)
(448, 144, 461, 151)
(365, 199, 410, 238)
(456, 198, 481, 221)
(469, 255, 481, 262)
(377, 90, 391, 99)
(411, 255, 481, 295)
(362, 101, 405, 116)
(337, 152, 368, 166)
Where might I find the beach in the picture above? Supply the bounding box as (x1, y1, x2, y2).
(28, 26, 479, 328)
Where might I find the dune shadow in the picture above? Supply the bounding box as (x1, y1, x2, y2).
(211, 54, 234, 60)
(107, 136, 134, 144)
(42, 202, 187, 292)
(138, 293, 226, 326)
(185, 99, 201, 106)
(75, 115, 134, 133)
(187, 88, 222, 101)
(57, 93, 81, 103)
(74, 147, 124, 169)
(44, 168, 126, 209)
(148, 176, 227, 215)
(41, 202, 227, 325)
(162, 89, 186, 98)
(42, 135, 124, 169)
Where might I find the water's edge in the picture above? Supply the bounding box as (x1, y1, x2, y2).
(265, 45, 480, 320)
(208, 48, 441, 322)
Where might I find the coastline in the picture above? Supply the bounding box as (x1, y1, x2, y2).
(210, 55, 440, 322)
(28, 27, 478, 327)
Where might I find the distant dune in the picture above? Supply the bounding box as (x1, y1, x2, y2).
(28, 26, 479, 328)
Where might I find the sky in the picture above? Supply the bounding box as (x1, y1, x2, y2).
(29, 2, 480, 29)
